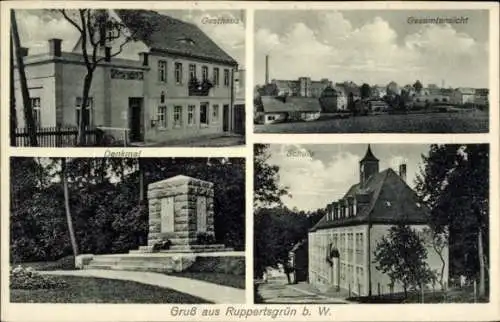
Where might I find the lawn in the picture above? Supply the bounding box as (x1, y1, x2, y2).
(167, 272, 245, 289)
(255, 110, 489, 133)
(10, 275, 211, 303)
(348, 285, 489, 304)
(14, 256, 75, 271)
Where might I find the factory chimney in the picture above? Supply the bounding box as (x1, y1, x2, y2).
(265, 55, 269, 85)
(399, 164, 407, 183)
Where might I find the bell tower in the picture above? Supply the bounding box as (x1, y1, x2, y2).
(360, 144, 379, 187)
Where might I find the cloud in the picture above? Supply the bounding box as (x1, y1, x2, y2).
(255, 11, 488, 87)
(268, 144, 360, 211)
(16, 10, 80, 54)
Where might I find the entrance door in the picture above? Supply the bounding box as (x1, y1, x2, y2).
(128, 97, 143, 142)
(223, 104, 229, 132)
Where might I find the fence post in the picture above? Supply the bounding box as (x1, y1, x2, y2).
(348, 283, 351, 297)
(358, 283, 360, 296)
(421, 283, 424, 303)
(378, 283, 380, 296)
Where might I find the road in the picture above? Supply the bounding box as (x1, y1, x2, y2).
(256, 274, 349, 304)
(254, 111, 488, 133)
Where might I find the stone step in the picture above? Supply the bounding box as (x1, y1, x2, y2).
(86, 264, 176, 273)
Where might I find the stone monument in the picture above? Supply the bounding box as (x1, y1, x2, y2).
(79, 175, 243, 275)
(134, 175, 231, 253)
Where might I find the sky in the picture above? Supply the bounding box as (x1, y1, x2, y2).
(14, 9, 245, 67)
(255, 10, 489, 88)
(265, 144, 431, 212)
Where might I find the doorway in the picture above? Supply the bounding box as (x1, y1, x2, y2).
(128, 97, 143, 142)
(223, 104, 230, 132)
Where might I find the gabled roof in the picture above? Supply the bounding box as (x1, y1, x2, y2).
(115, 10, 237, 65)
(261, 96, 322, 113)
(310, 168, 429, 232)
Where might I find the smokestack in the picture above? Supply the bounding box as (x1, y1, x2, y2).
(265, 55, 269, 85)
(399, 164, 407, 183)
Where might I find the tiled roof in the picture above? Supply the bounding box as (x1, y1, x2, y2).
(310, 168, 429, 232)
(261, 96, 322, 113)
(115, 10, 237, 65)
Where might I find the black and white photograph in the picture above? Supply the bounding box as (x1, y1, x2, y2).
(254, 10, 489, 133)
(254, 144, 489, 304)
(9, 157, 245, 303)
(10, 9, 246, 147)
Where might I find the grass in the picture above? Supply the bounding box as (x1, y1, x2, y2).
(10, 275, 211, 303)
(348, 285, 489, 304)
(255, 110, 488, 133)
(14, 256, 75, 271)
(167, 272, 245, 289)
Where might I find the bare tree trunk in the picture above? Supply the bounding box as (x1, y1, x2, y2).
(478, 228, 485, 297)
(11, 10, 37, 146)
(77, 72, 93, 146)
(10, 33, 17, 146)
(61, 158, 79, 257)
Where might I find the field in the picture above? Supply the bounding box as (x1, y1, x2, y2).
(254, 110, 489, 133)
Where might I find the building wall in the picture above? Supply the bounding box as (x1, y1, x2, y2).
(15, 50, 236, 143)
(309, 225, 369, 295)
(309, 223, 449, 296)
(144, 53, 234, 143)
(14, 62, 57, 128)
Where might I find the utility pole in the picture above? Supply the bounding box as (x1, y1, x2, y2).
(11, 9, 38, 146)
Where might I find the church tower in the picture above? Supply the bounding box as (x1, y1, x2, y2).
(360, 144, 379, 187)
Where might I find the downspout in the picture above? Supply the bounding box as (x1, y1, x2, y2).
(230, 67, 235, 132)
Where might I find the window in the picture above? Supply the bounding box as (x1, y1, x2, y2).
(223, 69, 230, 87)
(189, 64, 197, 81)
(158, 60, 167, 82)
(202, 66, 209, 81)
(173, 106, 183, 127)
(31, 97, 41, 127)
(213, 68, 220, 86)
(200, 102, 209, 125)
(188, 105, 196, 125)
(175, 62, 183, 84)
(158, 105, 167, 128)
(212, 104, 219, 122)
(75, 97, 93, 128)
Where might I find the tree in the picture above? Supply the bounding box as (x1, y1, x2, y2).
(11, 10, 37, 146)
(422, 227, 448, 290)
(360, 83, 371, 99)
(416, 144, 489, 296)
(413, 80, 423, 94)
(57, 9, 155, 145)
(254, 144, 288, 207)
(373, 224, 434, 297)
(61, 158, 79, 257)
(347, 92, 355, 114)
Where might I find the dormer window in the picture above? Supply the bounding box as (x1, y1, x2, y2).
(177, 37, 195, 46)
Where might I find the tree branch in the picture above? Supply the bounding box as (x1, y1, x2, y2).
(59, 9, 83, 34)
(78, 10, 91, 69)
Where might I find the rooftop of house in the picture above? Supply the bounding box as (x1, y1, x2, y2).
(261, 96, 322, 113)
(456, 87, 476, 95)
(310, 168, 429, 232)
(115, 9, 238, 66)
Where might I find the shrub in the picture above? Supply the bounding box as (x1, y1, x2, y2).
(10, 265, 68, 290)
(196, 232, 216, 245)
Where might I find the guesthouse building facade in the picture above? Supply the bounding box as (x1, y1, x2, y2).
(13, 9, 242, 145)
